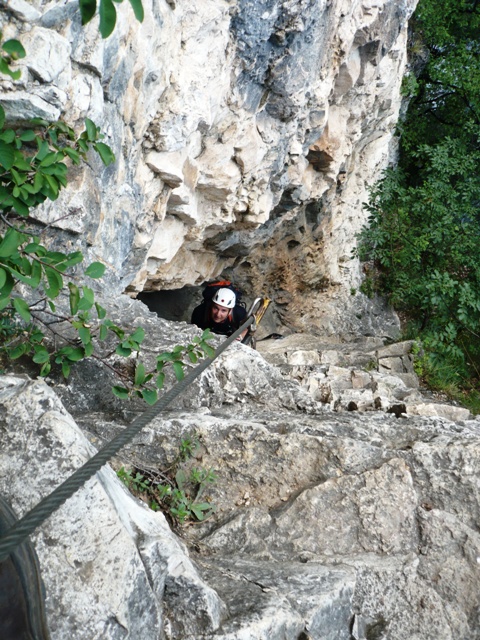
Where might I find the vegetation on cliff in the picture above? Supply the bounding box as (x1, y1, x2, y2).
(358, 0, 480, 410)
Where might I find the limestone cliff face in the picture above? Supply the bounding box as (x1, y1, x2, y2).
(0, 0, 416, 335)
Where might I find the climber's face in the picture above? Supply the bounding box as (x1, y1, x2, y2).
(211, 302, 230, 323)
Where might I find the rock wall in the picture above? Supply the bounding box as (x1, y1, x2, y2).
(0, 0, 417, 335)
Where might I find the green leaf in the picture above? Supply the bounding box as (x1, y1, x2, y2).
(33, 172, 44, 193)
(95, 302, 106, 319)
(155, 371, 165, 390)
(43, 266, 63, 298)
(190, 503, 213, 521)
(10, 167, 25, 185)
(62, 361, 71, 378)
(32, 346, 50, 364)
(112, 385, 129, 399)
(0, 140, 15, 170)
(99, 0, 117, 38)
(85, 261, 106, 278)
(116, 344, 132, 357)
(141, 388, 157, 405)
(187, 350, 198, 364)
(39, 152, 59, 168)
(78, 286, 94, 311)
(0, 105, 4, 129)
(4, 265, 32, 287)
(2, 39, 26, 59)
(19, 130, 36, 142)
(12, 297, 31, 322)
(66, 347, 85, 362)
(9, 344, 27, 359)
(99, 323, 108, 340)
(11, 197, 30, 216)
(79, 0, 97, 24)
(78, 326, 91, 345)
(68, 283, 80, 315)
(43, 174, 59, 198)
(13, 154, 32, 171)
(30, 259, 42, 288)
(62, 251, 84, 269)
(157, 352, 174, 364)
(77, 138, 89, 153)
(0, 227, 27, 258)
(0, 267, 6, 289)
(0, 271, 14, 298)
(63, 147, 81, 164)
(172, 361, 185, 381)
(0, 130, 15, 145)
(35, 140, 50, 161)
(129, 327, 145, 344)
(40, 362, 51, 377)
(0, 58, 20, 80)
(175, 469, 187, 490)
(128, 0, 144, 22)
(23, 242, 46, 256)
(134, 362, 146, 386)
(84, 118, 98, 142)
(201, 343, 215, 358)
(93, 141, 115, 166)
(84, 341, 94, 357)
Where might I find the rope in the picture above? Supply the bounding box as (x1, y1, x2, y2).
(0, 316, 254, 562)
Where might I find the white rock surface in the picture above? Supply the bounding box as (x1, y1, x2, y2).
(0, 0, 417, 338)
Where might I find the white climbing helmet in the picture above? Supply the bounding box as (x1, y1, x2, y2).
(212, 288, 236, 309)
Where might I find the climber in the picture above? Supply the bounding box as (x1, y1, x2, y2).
(191, 286, 248, 340)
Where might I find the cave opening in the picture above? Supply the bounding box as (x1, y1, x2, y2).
(137, 285, 202, 323)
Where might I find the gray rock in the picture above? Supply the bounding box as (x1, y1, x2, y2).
(376, 340, 415, 358)
(0, 376, 225, 640)
(406, 403, 471, 422)
(0, 0, 41, 22)
(21, 27, 71, 83)
(0, 91, 61, 122)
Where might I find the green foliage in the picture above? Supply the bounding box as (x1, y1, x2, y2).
(79, 0, 144, 38)
(116, 435, 217, 525)
(111, 328, 215, 404)
(117, 467, 151, 492)
(0, 81, 120, 380)
(0, 34, 25, 79)
(0, 111, 114, 216)
(357, 0, 480, 405)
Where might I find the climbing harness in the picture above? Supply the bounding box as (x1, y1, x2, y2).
(0, 313, 254, 562)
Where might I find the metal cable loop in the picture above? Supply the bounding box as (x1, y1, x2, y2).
(0, 316, 254, 561)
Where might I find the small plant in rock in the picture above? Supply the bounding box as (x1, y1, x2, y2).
(364, 359, 378, 372)
(411, 340, 427, 379)
(156, 466, 217, 524)
(116, 434, 217, 525)
(117, 467, 151, 492)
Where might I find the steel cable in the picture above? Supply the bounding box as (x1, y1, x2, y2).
(0, 316, 254, 561)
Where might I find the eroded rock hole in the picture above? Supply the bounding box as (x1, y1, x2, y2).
(137, 286, 201, 323)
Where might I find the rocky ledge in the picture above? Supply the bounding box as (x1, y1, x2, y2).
(0, 299, 479, 640)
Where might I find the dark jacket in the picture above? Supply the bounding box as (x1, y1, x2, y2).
(191, 301, 247, 336)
